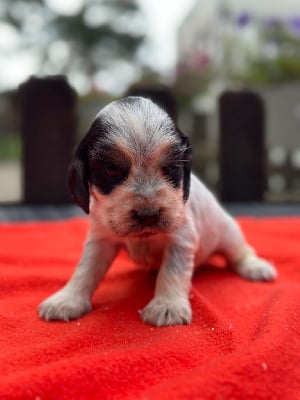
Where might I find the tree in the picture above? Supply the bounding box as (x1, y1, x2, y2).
(0, 0, 145, 92)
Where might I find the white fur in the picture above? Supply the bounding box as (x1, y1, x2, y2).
(39, 98, 277, 326)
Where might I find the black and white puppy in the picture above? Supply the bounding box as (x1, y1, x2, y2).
(39, 96, 277, 326)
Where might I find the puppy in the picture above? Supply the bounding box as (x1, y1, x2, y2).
(39, 96, 277, 326)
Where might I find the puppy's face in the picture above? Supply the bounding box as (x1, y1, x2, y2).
(69, 97, 191, 238)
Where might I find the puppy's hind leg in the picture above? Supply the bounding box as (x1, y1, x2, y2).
(219, 215, 277, 282)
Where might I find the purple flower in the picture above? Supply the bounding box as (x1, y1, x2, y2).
(288, 16, 300, 34)
(236, 12, 251, 28)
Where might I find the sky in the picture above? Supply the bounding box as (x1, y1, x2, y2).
(0, 0, 300, 93)
(137, 0, 195, 73)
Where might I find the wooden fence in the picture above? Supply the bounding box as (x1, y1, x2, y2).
(9, 76, 299, 204)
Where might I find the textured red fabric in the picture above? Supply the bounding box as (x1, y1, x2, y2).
(0, 217, 299, 400)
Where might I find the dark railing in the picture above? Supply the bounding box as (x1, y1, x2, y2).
(15, 77, 268, 204)
(18, 76, 78, 204)
(219, 90, 265, 202)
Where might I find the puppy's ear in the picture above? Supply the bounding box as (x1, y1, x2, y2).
(68, 154, 90, 214)
(177, 129, 192, 201)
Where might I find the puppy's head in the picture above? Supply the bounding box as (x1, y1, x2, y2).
(69, 96, 191, 238)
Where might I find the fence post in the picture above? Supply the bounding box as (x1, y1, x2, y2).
(126, 85, 178, 122)
(219, 91, 266, 202)
(19, 76, 78, 204)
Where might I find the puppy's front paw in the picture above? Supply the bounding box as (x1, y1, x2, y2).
(234, 255, 277, 282)
(39, 289, 91, 322)
(140, 296, 192, 327)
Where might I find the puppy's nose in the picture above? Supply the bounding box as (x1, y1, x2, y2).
(132, 208, 161, 226)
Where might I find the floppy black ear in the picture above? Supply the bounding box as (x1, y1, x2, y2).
(177, 129, 192, 201)
(68, 156, 90, 214)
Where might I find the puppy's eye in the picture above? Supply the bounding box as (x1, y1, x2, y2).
(162, 164, 181, 175)
(89, 160, 129, 195)
(104, 165, 123, 178)
(162, 163, 183, 189)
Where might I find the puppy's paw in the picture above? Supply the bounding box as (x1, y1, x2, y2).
(234, 255, 277, 282)
(39, 289, 91, 322)
(140, 296, 192, 327)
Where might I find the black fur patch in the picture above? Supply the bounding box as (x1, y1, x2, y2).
(68, 118, 112, 213)
(88, 147, 130, 195)
(174, 130, 192, 201)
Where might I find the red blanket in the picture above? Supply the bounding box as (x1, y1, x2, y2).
(0, 217, 299, 399)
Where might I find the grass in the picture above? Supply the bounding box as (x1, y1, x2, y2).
(0, 134, 22, 160)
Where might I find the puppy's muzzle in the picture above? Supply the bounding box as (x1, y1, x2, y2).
(131, 208, 162, 227)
